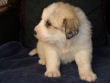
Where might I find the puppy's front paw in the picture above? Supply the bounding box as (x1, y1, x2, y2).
(45, 70, 61, 77)
(38, 59, 46, 65)
(79, 72, 97, 82)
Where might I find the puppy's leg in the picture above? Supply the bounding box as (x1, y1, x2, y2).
(38, 55, 46, 65)
(75, 50, 97, 82)
(29, 48, 37, 56)
(44, 47, 60, 77)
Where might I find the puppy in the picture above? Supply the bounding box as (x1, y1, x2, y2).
(29, 2, 97, 82)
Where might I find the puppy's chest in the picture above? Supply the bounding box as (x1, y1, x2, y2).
(57, 47, 75, 64)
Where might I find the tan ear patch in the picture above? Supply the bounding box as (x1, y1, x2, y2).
(73, 16, 80, 30)
(63, 17, 80, 39)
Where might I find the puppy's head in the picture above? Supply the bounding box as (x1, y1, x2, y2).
(34, 2, 80, 44)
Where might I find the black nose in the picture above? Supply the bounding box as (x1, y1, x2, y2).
(34, 30, 37, 35)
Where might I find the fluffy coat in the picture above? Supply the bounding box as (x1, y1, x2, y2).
(29, 2, 97, 82)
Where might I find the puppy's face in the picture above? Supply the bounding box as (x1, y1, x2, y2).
(34, 2, 80, 44)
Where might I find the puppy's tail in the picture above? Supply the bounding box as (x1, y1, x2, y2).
(28, 48, 37, 56)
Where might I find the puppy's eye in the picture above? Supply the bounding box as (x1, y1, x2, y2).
(46, 21, 51, 27)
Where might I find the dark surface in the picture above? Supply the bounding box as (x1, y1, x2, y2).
(24, 0, 108, 48)
(0, 41, 110, 83)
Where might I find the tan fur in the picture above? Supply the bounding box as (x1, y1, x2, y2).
(29, 2, 97, 82)
(29, 48, 37, 56)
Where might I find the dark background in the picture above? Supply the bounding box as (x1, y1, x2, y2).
(105, 0, 110, 34)
(0, 0, 21, 45)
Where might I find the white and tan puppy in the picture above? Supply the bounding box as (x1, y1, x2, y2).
(29, 2, 97, 82)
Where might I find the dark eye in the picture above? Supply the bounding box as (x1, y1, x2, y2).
(46, 21, 51, 27)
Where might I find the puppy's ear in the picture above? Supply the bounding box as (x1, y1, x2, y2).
(63, 17, 80, 39)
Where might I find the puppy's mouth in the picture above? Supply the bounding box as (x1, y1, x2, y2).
(34, 34, 39, 39)
(33, 31, 44, 40)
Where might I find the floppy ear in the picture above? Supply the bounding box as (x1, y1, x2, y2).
(63, 17, 80, 39)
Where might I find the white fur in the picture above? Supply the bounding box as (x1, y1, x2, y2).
(29, 2, 97, 82)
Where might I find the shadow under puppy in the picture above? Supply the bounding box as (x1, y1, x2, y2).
(29, 2, 97, 82)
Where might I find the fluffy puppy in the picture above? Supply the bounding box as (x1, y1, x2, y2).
(29, 2, 97, 82)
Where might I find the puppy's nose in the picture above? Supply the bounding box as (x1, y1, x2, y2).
(34, 30, 37, 35)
